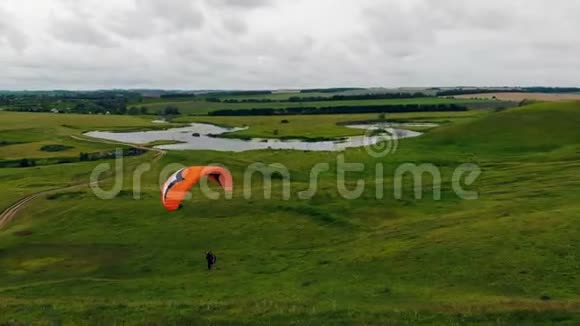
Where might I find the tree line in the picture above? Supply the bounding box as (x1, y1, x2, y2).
(209, 103, 467, 116)
(436, 87, 580, 97)
(287, 92, 430, 102)
(0, 148, 147, 168)
(300, 88, 362, 93)
(436, 88, 523, 97)
(4, 95, 183, 116)
(205, 92, 431, 104)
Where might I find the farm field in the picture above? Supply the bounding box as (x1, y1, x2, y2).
(454, 92, 580, 102)
(0, 102, 579, 324)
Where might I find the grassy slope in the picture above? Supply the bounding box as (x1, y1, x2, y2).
(425, 102, 580, 149)
(0, 112, 162, 160)
(0, 112, 161, 210)
(0, 103, 579, 324)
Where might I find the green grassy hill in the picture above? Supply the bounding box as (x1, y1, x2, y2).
(0, 103, 579, 324)
(421, 102, 580, 159)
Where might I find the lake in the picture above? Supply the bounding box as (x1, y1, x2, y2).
(85, 122, 425, 152)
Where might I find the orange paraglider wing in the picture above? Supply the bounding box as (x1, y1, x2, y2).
(161, 166, 233, 211)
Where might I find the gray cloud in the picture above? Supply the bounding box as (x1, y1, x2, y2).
(0, 0, 579, 89)
(211, 0, 273, 9)
(0, 7, 27, 51)
(140, 0, 204, 32)
(106, 0, 205, 40)
(222, 17, 248, 35)
(51, 18, 118, 47)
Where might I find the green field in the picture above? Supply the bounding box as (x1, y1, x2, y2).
(0, 102, 579, 324)
(0, 112, 179, 161)
(178, 110, 485, 139)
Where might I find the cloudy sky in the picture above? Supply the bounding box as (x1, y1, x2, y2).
(0, 0, 578, 90)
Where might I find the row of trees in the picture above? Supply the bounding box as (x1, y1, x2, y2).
(160, 93, 196, 99)
(210, 104, 467, 116)
(205, 90, 272, 97)
(67, 104, 180, 116)
(219, 98, 276, 103)
(204, 92, 431, 104)
(300, 88, 362, 93)
(6, 100, 182, 116)
(287, 92, 430, 102)
(79, 148, 146, 162)
(436, 88, 523, 97)
(435, 87, 580, 97)
(522, 87, 580, 93)
(1, 147, 150, 168)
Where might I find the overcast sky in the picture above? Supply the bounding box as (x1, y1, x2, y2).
(0, 0, 578, 90)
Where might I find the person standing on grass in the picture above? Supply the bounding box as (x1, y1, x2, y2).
(205, 251, 217, 270)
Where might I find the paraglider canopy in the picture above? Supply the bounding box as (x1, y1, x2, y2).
(161, 166, 233, 211)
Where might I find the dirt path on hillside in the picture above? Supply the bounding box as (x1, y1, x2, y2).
(0, 136, 166, 230)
